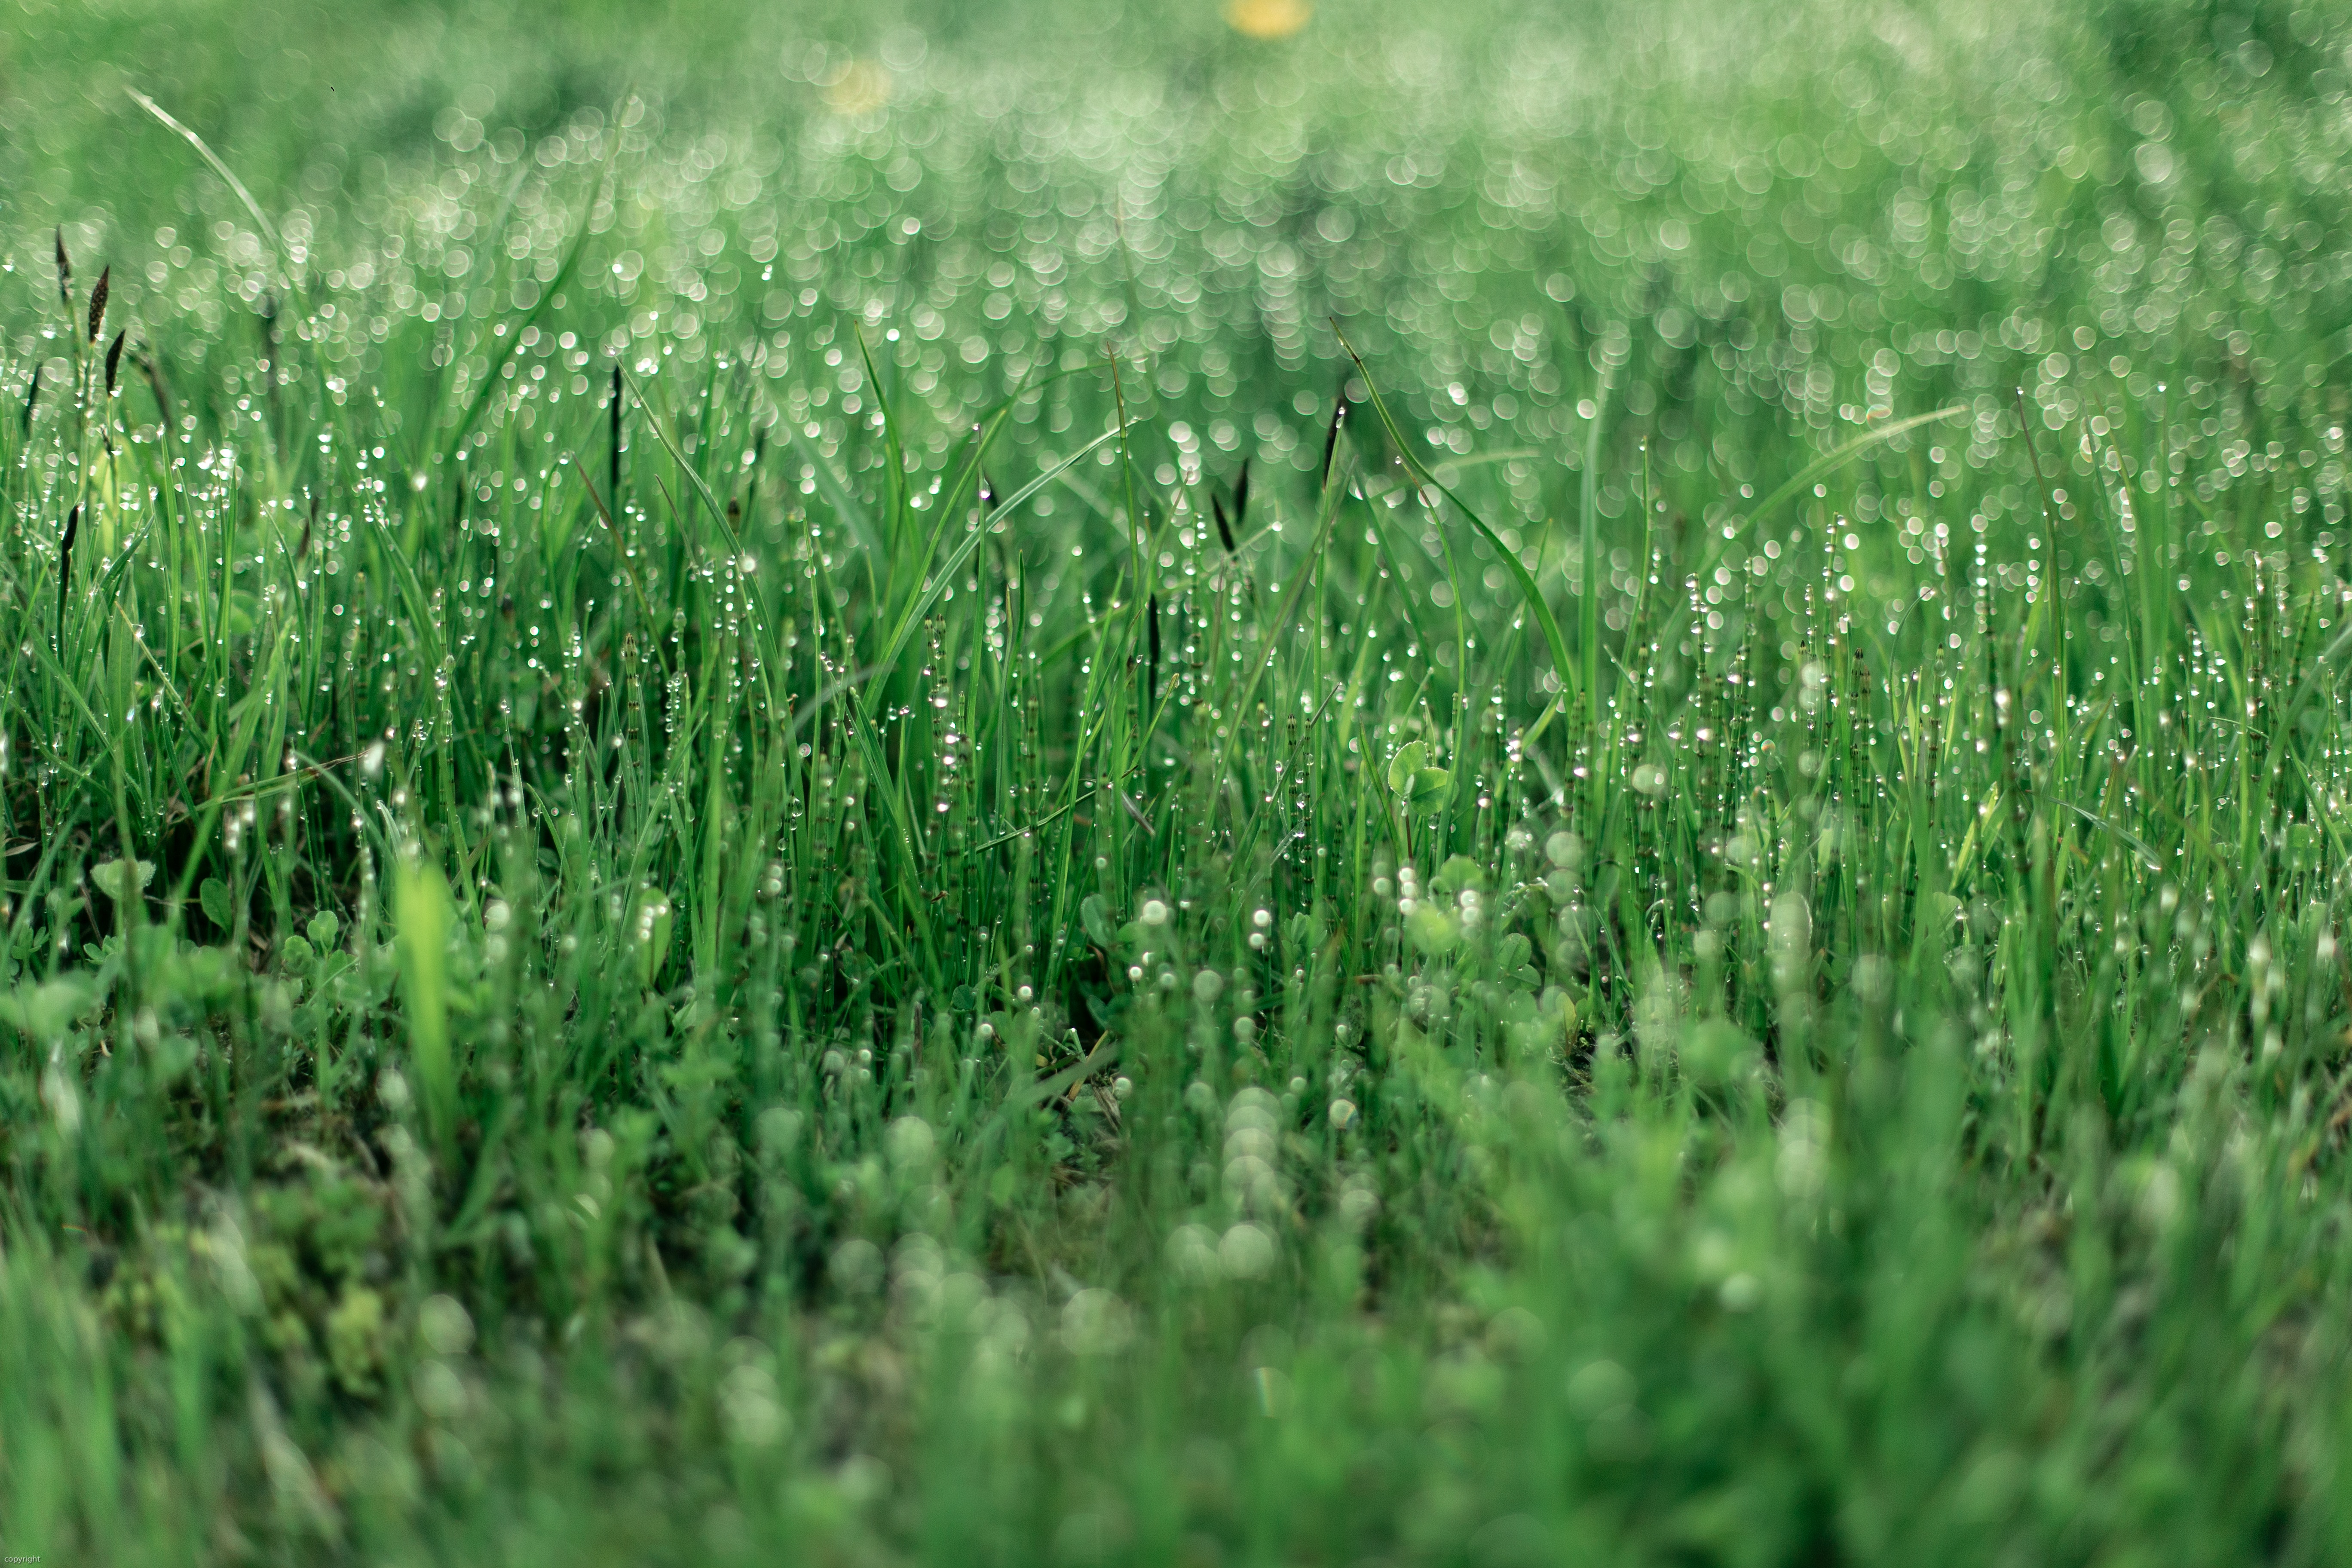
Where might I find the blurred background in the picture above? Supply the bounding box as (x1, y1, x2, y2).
(5, 0, 2350, 554)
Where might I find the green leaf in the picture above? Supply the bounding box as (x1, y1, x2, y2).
(199, 877, 233, 928)
(308, 910, 341, 952)
(1436, 856, 1486, 895)
(90, 857, 156, 903)
(0, 976, 98, 1042)
(1385, 742, 1451, 805)
(1386, 741, 1427, 795)
(1406, 903, 1460, 956)
(1497, 932, 1536, 988)
(1080, 894, 1116, 952)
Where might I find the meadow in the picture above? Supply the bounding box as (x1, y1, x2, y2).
(6, 0, 2352, 1562)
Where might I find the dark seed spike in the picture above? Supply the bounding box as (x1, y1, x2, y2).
(58, 503, 80, 649)
(53, 227, 72, 310)
(20, 363, 41, 437)
(745, 427, 767, 522)
(104, 331, 126, 395)
(1233, 459, 1250, 533)
(299, 493, 317, 562)
(1147, 592, 1161, 707)
(1319, 377, 1350, 489)
(138, 351, 175, 438)
(1213, 493, 1236, 554)
(609, 365, 625, 505)
(88, 266, 110, 344)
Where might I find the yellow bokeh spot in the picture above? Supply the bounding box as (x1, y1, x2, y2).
(1225, 0, 1312, 41)
(824, 60, 892, 116)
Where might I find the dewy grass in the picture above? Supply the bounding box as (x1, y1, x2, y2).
(7, 0, 2352, 1561)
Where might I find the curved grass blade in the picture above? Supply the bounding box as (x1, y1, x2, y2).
(1733, 405, 1967, 542)
(441, 139, 619, 457)
(1336, 328, 1577, 710)
(127, 90, 284, 267)
(861, 416, 1139, 716)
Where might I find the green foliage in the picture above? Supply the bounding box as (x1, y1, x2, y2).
(1387, 740, 1453, 807)
(5, 0, 2352, 1562)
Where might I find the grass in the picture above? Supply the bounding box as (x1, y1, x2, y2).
(7, 0, 2352, 1561)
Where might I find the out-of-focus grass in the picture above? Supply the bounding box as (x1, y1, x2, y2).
(6, 1, 2352, 1562)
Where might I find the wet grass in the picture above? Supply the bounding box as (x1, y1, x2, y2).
(8, 1, 2352, 1562)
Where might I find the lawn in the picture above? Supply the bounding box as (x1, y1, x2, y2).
(6, 0, 2352, 1562)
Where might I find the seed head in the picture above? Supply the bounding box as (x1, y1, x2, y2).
(1146, 592, 1161, 705)
(58, 502, 81, 646)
